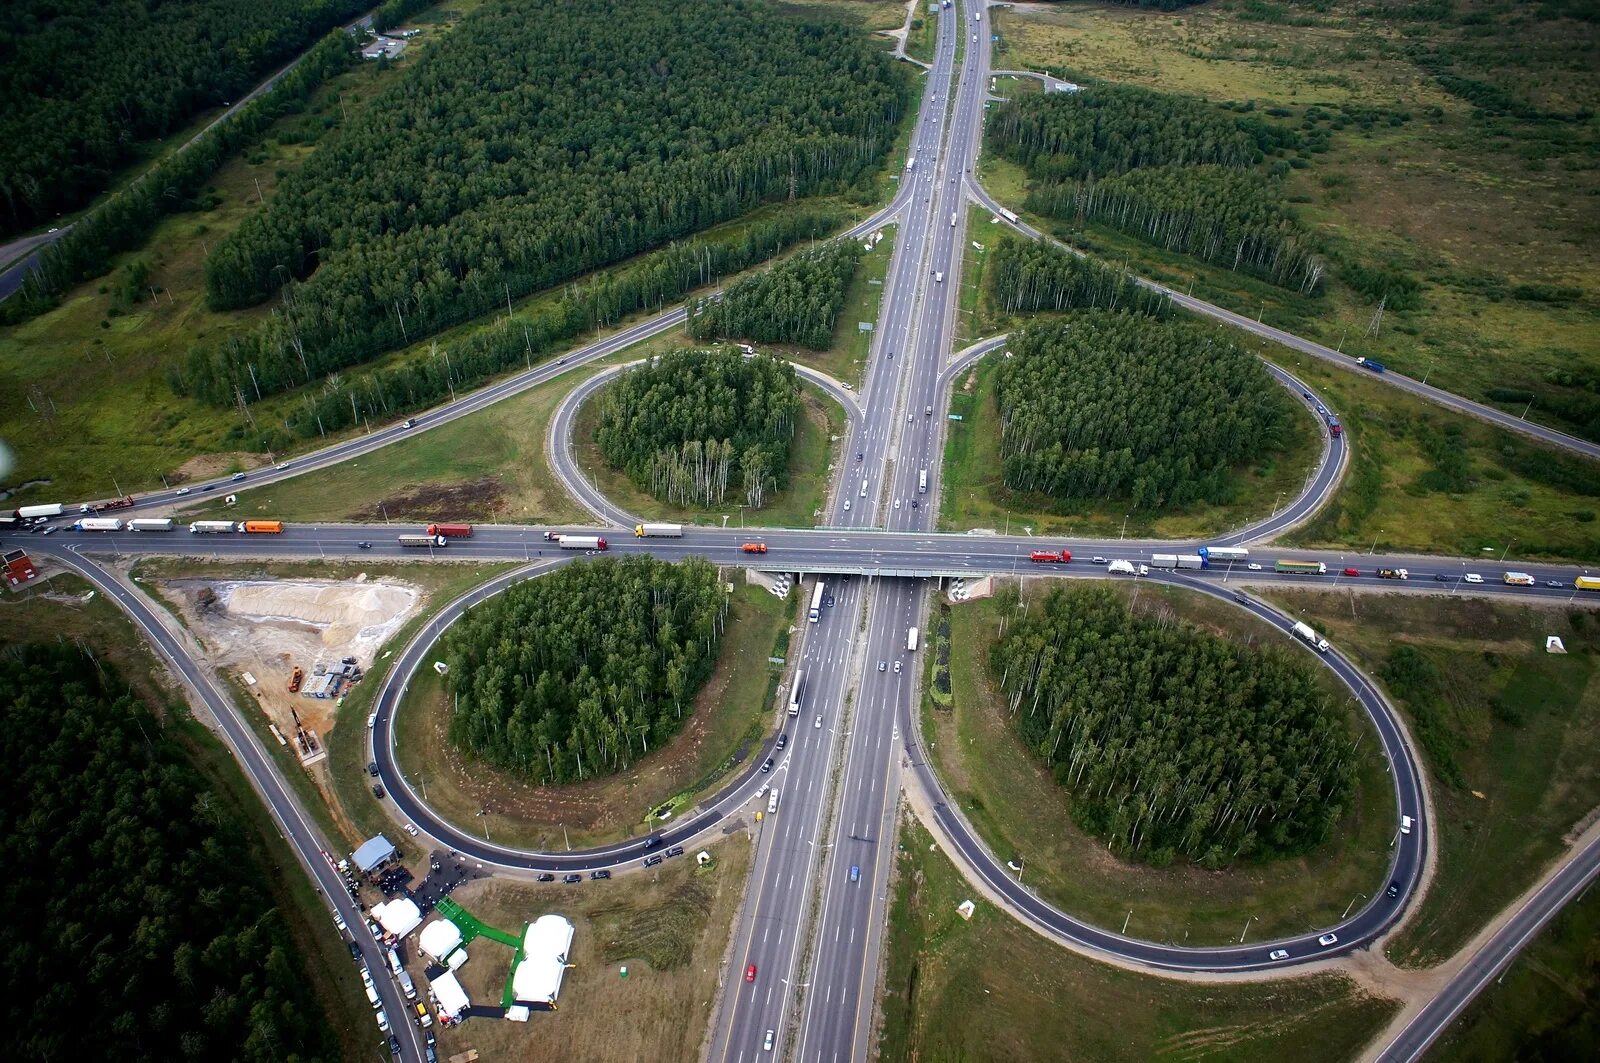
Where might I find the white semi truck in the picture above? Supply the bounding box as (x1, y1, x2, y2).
(1292, 621, 1330, 653)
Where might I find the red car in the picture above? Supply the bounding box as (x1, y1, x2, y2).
(1342, 567, 1360, 577)
(745, 964, 757, 983)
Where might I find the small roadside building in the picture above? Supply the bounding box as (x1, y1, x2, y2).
(352, 835, 397, 874)
(419, 917, 464, 964)
(431, 970, 470, 1021)
(373, 896, 423, 938)
(511, 914, 576, 1009)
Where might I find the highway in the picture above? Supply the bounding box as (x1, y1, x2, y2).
(9, 0, 1598, 1057)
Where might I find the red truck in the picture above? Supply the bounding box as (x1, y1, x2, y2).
(426, 523, 473, 538)
(741, 542, 768, 554)
(1030, 550, 1071, 563)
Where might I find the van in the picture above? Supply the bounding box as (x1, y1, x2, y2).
(767, 790, 779, 814)
(1400, 815, 1413, 836)
(398, 970, 416, 1001)
(365, 983, 380, 1009)
(859, 480, 868, 498)
(1464, 573, 1484, 584)
(387, 948, 403, 977)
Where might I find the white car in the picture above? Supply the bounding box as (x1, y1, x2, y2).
(1246, 563, 1262, 571)
(814, 715, 823, 729)
(175, 486, 191, 495)
(764, 1029, 775, 1052)
(376, 1008, 389, 1033)
(1464, 573, 1483, 584)
(894, 499, 902, 510)
(844, 500, 852, 511)
(893, 661, 902, 674)
(1317, 933, 1338, 947)
(1269, 948, 1289, 961)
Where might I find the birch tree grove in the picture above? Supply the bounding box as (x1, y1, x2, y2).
(989, 235, 1170, 317)
(596, 349, 800, 509)
(994, 314, 1292, 510)
(687, 239, 864, 349)
(442, 557, 728, 784)
(988, 83, 1323, 292)
(992, 586, 1357, 866)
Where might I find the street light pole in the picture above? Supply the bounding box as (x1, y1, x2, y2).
(1499, 538, 1517, 563)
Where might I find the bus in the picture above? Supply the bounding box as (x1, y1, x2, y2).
(918, 469, 928, 493)
(809, 580, 825, 623)
(1275, 560, 1327, 575)
(788, 671, 805, 717)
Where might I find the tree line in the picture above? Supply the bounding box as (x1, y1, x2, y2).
(992, 586, 1357, 866)
(988, 234, 1170, 317)
(687, 239, 863, 350)
(444, 557, 728, 784)
(595, 349, 801, 510)
(0, 643, 337, 1061)
(189, 0, 909, 407)
(4, 28, 358, 325)
(0, 0, 367, 240)
(994, 313, 1292, 510)
(987, 84, 1320, 292)
(217, 207, 843, 449)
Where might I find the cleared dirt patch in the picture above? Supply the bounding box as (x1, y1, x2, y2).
(349, 476, 508, 523)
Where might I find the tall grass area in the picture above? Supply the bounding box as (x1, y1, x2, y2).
(922, 584, 1397, 946)
(880, 817, 1400, 1062)
(1262, 589, 1600, 968)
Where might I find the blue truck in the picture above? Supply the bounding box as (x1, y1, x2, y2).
(1357, 357, 1386, 374)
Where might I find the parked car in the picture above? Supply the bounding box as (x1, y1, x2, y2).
(563, 873, 582, 884)
(590, 869, 610, 880)
(371, 784, 385, 799)
(666, 845, 685, 858)
(643, 854, 663, 867)
(536, 873, 555, 882)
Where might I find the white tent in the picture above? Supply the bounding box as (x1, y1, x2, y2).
(512, 914, 575, 1005)
(372, 897, 422, 938)
(431, 970, 470, 1019)
(419, 917, 463, 962)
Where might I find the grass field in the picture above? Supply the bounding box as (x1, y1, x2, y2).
(923, 581, 1398, 947)
(432, 834, 750, 1063)
(1430, 876, 1600, 1060)
(938, 346, 1325, 539)
(1260, 589, 1600, 969)
(575, 380, 845, 529)
(880, 816, 1401, 1062)
(1263, 340, 1600, 564)
(393, 581, 794, 850)
(989, 0, 1600, 442)
(0, 572, 377, 1061)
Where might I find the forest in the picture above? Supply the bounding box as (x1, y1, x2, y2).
(443, 557, 728, 783)
(0, 0, 366, 239)
(253, 207, 843, 447)
(189, 0, 909, 406)
(6, 29, 357, 324)
(0, 643, 336, 1061)
(988, 234, 1170, 317)
(993, 313, 1292, 510)
(595, 349, 802, 510)
(991, 586, 1357, 866)
(687, 239, 863, 350)
(988, 84, 1321, 291)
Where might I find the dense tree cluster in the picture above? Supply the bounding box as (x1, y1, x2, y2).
(596, 349, 801, 509)
(0, 643, 336, 1061)
(5, 30, 357, 324)
(254, 208, 843, 445)
(0, 0, 366, 239)
(988, 84, 1319, 291)
(988, 234, 1170, 317)
(688, 239, 863, 350)
(992, 586, 1357, 865)
(191, 0, 908, 406)
(994, 313, 1291, 509)
(1028, 164, 1324, 291)
(371, 0, 433, 34)
(444, 557, 728, 783)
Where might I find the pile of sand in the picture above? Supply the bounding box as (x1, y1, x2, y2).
(217, 578, 420, 667)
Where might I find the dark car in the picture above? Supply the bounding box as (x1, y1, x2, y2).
(368, 761, 380, 776)
(666, 845, 685, 858)
(761, 757, 775, 773)
(1386, 881, 1401, 898)
(911, 499, 919, 508)
(536, 873, 555, 882)
(357, 541, 373, 549)
(1433, 572, 1450, 582)
(590, 869, 611, 881)
(776, 733, 788, 750)
(643, 854, 664, 868)
(349, 941, 362, 960)
(389, 1034, 401, 1056)
(563, 873, 582, 884)
(643, 834, 664, 851)
(1234, 594, 1248, 604)
(371, 784, 385, 799)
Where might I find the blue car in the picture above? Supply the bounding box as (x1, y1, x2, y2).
(849, 865, 860, 883)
